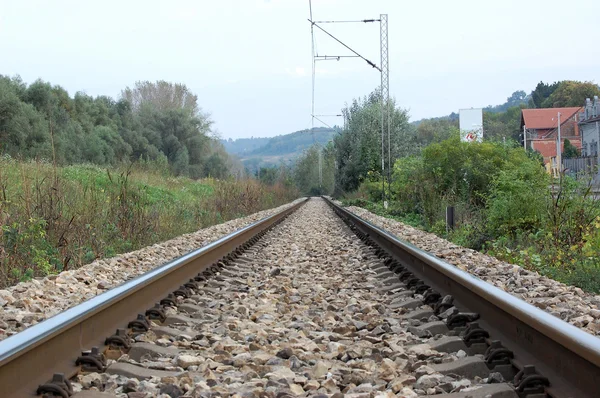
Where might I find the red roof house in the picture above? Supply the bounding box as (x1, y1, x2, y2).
(520, 107, 583, 164)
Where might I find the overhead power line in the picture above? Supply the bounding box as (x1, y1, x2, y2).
(307, 2, 389, 194)
(311, 114, 333, 129)
(313, 19, 380, 23)
(309, 0, 316, 143)
(308, 19, 381, 72)
(315, 55, 360, 61)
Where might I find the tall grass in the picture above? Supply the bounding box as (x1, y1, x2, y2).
(0, 157, 297, 288)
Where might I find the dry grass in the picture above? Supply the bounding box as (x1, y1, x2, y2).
(0, 158, 297, 287)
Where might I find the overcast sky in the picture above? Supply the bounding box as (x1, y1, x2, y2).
(1, 0, 599, 139)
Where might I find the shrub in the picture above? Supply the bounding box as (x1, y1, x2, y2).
(486, 154, 550, 237)
(0, 159, 298, 287)
(388, 136, 542, 230)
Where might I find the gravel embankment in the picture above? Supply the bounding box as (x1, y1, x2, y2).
(343, 204, 600, 336)
(76, 199, 513, 397)
(0, 199, 305, 340)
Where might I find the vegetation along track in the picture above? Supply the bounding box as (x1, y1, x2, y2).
(0, 198, 598, 397)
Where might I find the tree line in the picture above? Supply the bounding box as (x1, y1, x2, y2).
(416, 80, 600, 146)
(0, 76, 241, 179)
(292, 80, 600, 196)
(294, 89, 412, 195)
(291, 80, 600, 292)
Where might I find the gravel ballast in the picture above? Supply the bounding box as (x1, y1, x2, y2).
(3, 197, 596, 396)
(76, 198, 503, 397)
(343, 204, 600, 337)
(0, 199, 305, 340)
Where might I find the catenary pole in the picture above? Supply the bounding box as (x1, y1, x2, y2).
(557, 112, 561, 176)
(309, 0, 322, 189)
(307, 2, 387, 196)
(380, 14, 389, 207)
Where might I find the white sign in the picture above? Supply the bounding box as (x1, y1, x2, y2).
(459, 108, 483, 142)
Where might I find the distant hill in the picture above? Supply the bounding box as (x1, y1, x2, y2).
(411, 90, 530, 126)
(411, 112, 458, 127)
(222, 127, 339, 173)
(221, 137, 271, 155)
(248, 127, 337, 156)
(483, 90, 529, 113)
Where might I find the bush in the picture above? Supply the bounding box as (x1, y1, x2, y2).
(1, 218, 61, 282)
(349, 134, 600, 292)
(563, 139, 579, 159)
(390, 156, 426, 214)
(486, 155, 549, 237)
(0, 159, 298, 287)
(388, 136, 543, 230)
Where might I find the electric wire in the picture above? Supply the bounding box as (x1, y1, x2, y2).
(315, 55, 360, 60)
(312, 114, 333, 129)
(313, 19, 380, 23)
(308, 19, 381, 72)
(310, 0, 316, 141)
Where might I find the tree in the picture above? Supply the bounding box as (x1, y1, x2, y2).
(334, 89, 412, 193)
(483, 105, 524, 142)
(541, 81, 600, 108)
(563, 139, 579, 159)
(390, 135, 549, 237)
(172, 147, 190, 176)
(294, 144, 335, 195)
(121, 80, 204, 117)
(485, 90, 528, 113)
(507, 90, 527, 105)
(529, 81, 560, 108)
(415, 118, 457, 146)
(203, 152, 228, 179)
(0, 75, 238, 179)
(124, 82, 215, 176)
(0, 78, 49, 158)
(257, 167, 278, 185)
(294, 146, 320, 195)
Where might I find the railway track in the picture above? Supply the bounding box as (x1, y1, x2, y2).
(0, 197, 598, 397)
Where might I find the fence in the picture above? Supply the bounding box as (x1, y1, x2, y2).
(562, 156, 598, 178)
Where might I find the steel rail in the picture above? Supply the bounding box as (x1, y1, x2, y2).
(0, 198, 307, 397)
(324, 197, 600, 398)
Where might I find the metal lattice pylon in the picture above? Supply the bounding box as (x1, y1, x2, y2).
(380, 14, 389, 204)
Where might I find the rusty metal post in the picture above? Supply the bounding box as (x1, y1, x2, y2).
(446, 206, 455, 234)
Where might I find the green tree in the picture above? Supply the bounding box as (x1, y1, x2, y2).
(506, 90, 527, 106)
(529, 81, 560, 108)
(257, 167, 279, 185)
(415, 118, 457, 146)
(203, 152, 228, 179)
(121, 80, 203, 117)
(563, 139, 579, 159)
(0, 78, 49, 158)
(388, 136, 549, 247)
(334, 89, 412, 193)
(485, 90, 528, 113)
(486, 154, 550, 236)
(172, 147, 190, 176)
(294, 144, 335, 195)
(541, 81, 600, 108)
(483, 105, 524, 142)
(0, 75, 237, 179)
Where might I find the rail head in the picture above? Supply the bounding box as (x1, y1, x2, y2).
(324, 196, 600, 397)
(0, 198, 307, 396)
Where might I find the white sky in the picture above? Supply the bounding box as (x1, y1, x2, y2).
(1, 0, 599, 139)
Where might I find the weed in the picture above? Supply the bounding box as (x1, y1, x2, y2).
(0, 159, 297, 287)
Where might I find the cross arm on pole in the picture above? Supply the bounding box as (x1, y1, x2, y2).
(308, 19, 382, 72)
